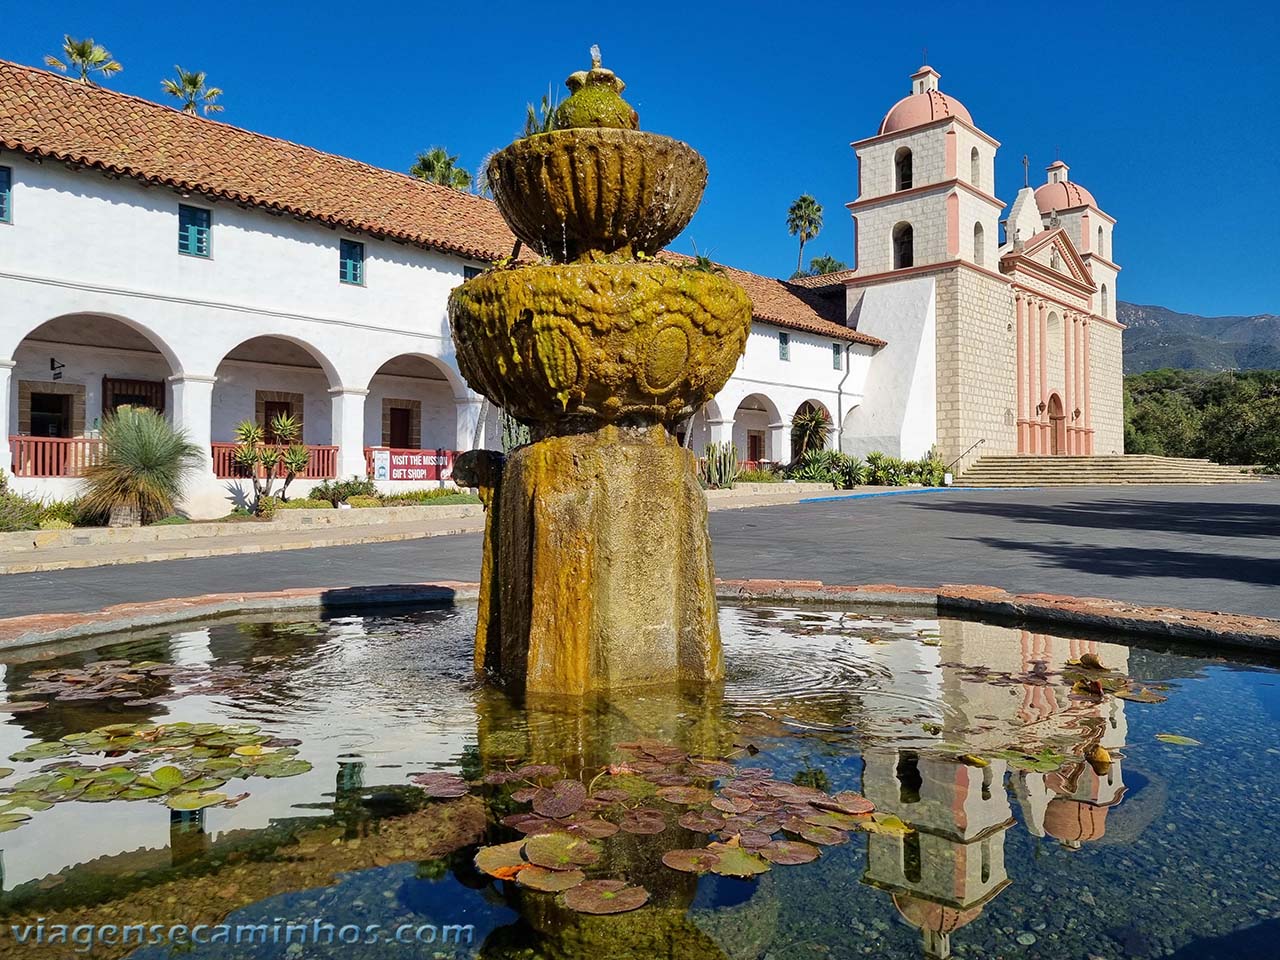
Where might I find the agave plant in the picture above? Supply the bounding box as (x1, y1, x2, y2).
(80, 407, 201, 526)
(790, 405, 832, 462)
(231, 413, 309, 513)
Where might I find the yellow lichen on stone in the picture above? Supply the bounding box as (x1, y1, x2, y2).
(449, 262, 751, 427)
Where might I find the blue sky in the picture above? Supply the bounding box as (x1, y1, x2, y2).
(6, 1, 1277, 315)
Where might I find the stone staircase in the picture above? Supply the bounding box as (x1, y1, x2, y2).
(955, 455, 1261, 487)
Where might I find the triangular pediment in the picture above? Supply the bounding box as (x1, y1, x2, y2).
(1002, 226, 1095, 290)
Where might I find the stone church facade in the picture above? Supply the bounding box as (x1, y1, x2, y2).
(805, 66, 1125, 471)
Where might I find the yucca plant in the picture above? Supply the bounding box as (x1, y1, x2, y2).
(232, 413, 309, 513)
(790, 406, 832, 462)
(80, 407, 201, 526)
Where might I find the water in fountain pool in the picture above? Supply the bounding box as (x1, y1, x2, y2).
(0, 603, 1276, 959)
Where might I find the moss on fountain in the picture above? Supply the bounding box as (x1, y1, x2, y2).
(449, 50, 751, 696)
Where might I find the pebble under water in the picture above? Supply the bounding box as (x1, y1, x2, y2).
(0, 603, 1276, 959)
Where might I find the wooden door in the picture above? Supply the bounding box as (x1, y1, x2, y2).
(389, 407, 413, 449)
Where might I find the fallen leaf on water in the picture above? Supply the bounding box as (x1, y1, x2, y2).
(1155, 733, 1201, 746)
(860, 813, 913, 838)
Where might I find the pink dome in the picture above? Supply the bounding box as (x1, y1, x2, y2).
(1035, 179, 1096, 213)
(879, 89, 973, 135)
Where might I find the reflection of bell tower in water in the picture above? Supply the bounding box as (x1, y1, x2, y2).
(861, 748, 1014, 959)
(859, 623, 1132, 958)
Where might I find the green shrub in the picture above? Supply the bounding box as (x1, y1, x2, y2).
(39, 498, 89, 527)
(865, 451, 913, 486)
(378, 487, 465, 504)
(310, 476, 378, 506)
(38, 517, 74, 531)
(910, 454, 947, 486)
(0, 491, 43, 532)
(278, 498, 334, 510)
(149, 515, 191, 526)
(383, 492, 481, 506)
(785, 450, 866, 488)
(81, 407, 202, 526)
(257, 496, 281, 520)
(345, 495, 383, 508)
(736, 467, 782, 483)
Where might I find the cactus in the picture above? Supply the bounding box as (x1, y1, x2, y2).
(698, 441, 739, 489)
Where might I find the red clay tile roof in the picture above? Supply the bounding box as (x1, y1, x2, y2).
(660, 255, 884, 347)
(787, 269, 859, 289)
(0, 59, 884, 347)
(0, 59, 516, 263)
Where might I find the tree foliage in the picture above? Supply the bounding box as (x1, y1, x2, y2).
(1124, 369, 1280, 469)
(786, 195, 823, 277)
(45, 36, 122, 84)
(409, 147, 472, 191)
(162, 65, 223, 115)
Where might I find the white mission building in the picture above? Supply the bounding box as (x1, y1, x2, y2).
(0, 59, 1121, 518)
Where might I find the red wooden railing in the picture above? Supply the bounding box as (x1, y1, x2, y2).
(364, 447, 456, 482)
(9, 436, 104, 477)
(210, 443, 338, 479)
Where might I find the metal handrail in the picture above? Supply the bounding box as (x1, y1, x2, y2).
(946, 438, 986, 472)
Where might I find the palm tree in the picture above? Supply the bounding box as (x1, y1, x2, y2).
(807, 253, 847, 277)
(161, 65, 224, 115)
(790, 404, 833, 462)
(524, 85, 558, 137)
(409, 147, 472, 191)
(786, 194, 824, 277)
(44, 35, 122, 84)
(80, 407, 201, 526)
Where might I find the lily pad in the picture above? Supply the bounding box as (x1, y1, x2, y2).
(0, 812, 32, 833)
(803, 811, 868, 830)
(412, 772, 469, 798)
(705, 842, 771, 877)
(474, 840, 528, 879)
(678, 811, 725, 833)
(815, 791, 875, 816)
(524, 832, 601, 870)
(561, 880, 649, 915)
(150, 765, 187, 789)
(258, 759, 313, 779)
(1155, 733, 1201, 746)
(619, 808, 667, 835)
(531, 779, 587, 819)
(516, 865, 586, 892)
(662, 848, 722, 874)
(759, 840, 820, 865)
(565, 817, 619, 839)
(797, 824, 849, 846)
(166, 791, 228, 811)
(656, 785, 714, 806)
(1116, 687, 1168, 704)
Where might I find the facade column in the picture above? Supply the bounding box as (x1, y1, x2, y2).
(0, 360, 13, 478)
(1073, 315, 1084, 455)
(453, 396, 486, 454)
(168, 374, 217, 478)
(767, 420, 791, 464)
(1083, 319, 1094, 453)
(1063, 312, 1075, 455)
(1014, 294, 1027, 453)
(1037, 301, 1049, 452)
(329, 387, 369, 479)
(1026, 298, 1038, 454)
(707, 417, 735, 447)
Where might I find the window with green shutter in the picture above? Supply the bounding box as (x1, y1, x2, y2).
(778, 330, 790, 361)
(832, 342, 842, 370)
(340, 239, 365, 285)
(177, 204, 211, 257)
(0, 167, 11, 223)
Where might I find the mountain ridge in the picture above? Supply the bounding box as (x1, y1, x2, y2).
(1119, 301, 1280, 373)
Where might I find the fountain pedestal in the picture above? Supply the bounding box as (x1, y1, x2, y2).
(448, 53, 751, 696)
(490, 426, 720, 695)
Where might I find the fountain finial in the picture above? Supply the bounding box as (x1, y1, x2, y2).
(555, 44, 638, 130)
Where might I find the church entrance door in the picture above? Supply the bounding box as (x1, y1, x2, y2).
(1048, 394, 1066, 455)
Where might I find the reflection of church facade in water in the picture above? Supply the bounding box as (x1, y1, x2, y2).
(860, 622, 1130, 959)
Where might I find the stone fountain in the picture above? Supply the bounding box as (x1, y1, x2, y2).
(449, 50, 752, 696)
